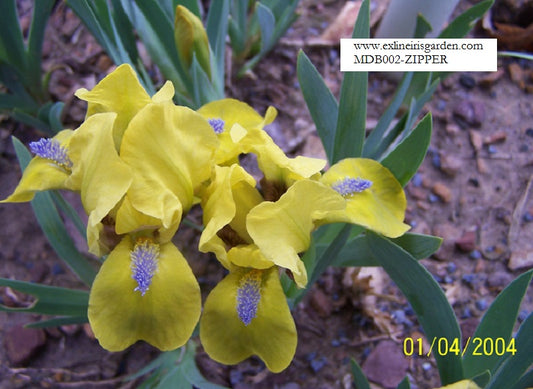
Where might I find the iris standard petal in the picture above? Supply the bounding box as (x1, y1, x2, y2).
(151, 81, 175, 103)
(320, 158, 410, 238)
(1, 130, 75, 203)
(200, 267, 297, 373)
(120, 103, 218, 230)
(247, 180, 345, 287)
(115, 195, 180, 244)
(227, 244, 274, 269)
(88, 236, 201, 352)
(239, 127, 326, 186)
(75, 64, 152, 150)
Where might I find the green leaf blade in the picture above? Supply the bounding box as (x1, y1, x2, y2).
(256, 3, 276, 50)
(332, 0, 369, 162)
(439, 0, 494, 39)
(463, 269, 533, 378)
(351, 358, 371, 389)
(381, 112, 432, 186)
(297, 50, 338, 163)
(0, 0, 26, 71)
(487, 312, 533, 389)
(0, 278, 88, 317)
(363, 72, 413, 159)
(332, 232, 442, 267)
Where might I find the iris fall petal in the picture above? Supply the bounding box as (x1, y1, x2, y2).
(88, 236, 201, 351)
(197, 98, 277, 165)
(1, 130, 75, 203)
(200, 267, 296, 372)
(320, 158, 410, 238)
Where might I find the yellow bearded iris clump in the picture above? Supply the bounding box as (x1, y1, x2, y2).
(2, 62, 412, 373)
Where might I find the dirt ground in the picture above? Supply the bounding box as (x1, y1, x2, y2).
(1, 1, 532, 388)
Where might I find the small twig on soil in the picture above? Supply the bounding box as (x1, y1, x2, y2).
(348, 332, 404, 348)
(508, 174, 533, 249)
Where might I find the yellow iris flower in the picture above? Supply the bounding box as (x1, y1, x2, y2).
(247, 179, 346, 287)
(2, 60, 415, 372)
(66, 112, 133, 256)
(198, 165, 345, 371)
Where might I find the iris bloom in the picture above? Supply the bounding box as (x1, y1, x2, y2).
(320, 158, 410, 238)
(88, 234, 201, 351)
(1, 129, 76, 203)
(199, 165, 344, 371)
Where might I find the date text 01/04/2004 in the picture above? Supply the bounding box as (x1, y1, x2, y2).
(403, 337, 517, 357)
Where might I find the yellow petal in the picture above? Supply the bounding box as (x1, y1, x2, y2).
(151, 81, 175, 103)
(198, 98, 276, 132)
(247, 180, 345, 287)
(115, 195, 180, 244)
(240, 127, 326, 184)
(66, 113, 132, 241)
(320, 158, 410, 238)
(199, 165, 262, 268)
(120, 103, 218, 230)
(1, 130, 75, 202)
(88, 237, 201, 351)
(200, 267, 296, 372)
(227, 244, 274, 269)
(75, 64, 152, 150)
(433, 380, 481, 389)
